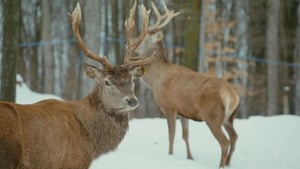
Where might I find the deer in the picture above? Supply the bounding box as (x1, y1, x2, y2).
(0, 2, 154, 169)
(134, 1, 240, 168)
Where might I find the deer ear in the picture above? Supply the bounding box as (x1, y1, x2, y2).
(130, 66, 147, 78)
(83, 63, 104, 79)
(151, 30, 164, 42)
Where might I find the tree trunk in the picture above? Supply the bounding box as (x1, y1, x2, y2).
(198, 0, 208, 72)
(266, 0, 281, 115)
(183, 0, 201, 71)
(18, 0, 42, 93)
(234, 0, 249, 118)
(0, 1, 2, 71)
(62, 1, 83, 100)
(0, 0, 20, 102)
(247, 0, 267, 116)
(103, 0, 109, 57)
(295, 2, 300, 116)
(216, 0, 233, 78)
(41, 0, 54, 94)
(80, 0, 102, 98)
(111, 0, 121, 65)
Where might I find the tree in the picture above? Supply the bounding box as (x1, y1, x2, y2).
(198, 0, 208, 72)
(278, 1, 296, 115)
(247, 0, 268, 116)
(0, 0, 21, 102)
(266, 0, 281, 115)
(65, 0, 83, 100)
(41, 0, 54, 94)
(183, 0, 201, 71)
(19, 0, 42, 93)
(295, 2, 300, 116)
(234, 0, 249, 118)
(79, 1, 102, 97)
(2, 0, 300, 117)
(111, 0, 121, 64)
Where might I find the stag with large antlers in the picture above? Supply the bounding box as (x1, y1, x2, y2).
(0, 1, 153, 169)
(134, 1, 240, 168)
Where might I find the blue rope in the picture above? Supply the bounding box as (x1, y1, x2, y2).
(18, 37, 300, 68)
(18, 36, 125, 48)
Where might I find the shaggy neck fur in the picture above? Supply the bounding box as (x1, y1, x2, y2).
(75, 85, 129, 158)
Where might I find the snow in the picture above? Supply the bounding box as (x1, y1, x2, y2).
(90, 116, 300, 169)
(16, 75, 62, 104)
(16, 80, 300, 169)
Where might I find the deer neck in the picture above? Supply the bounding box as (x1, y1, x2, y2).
(74, 85, 129, 157)
(143, 47, 169, 89)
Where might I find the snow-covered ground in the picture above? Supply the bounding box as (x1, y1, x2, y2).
(16, 80, 300, 169)
(90, 116, 300, 169)
(16, 75, 62, 104)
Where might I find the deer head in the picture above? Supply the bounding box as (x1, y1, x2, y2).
(135, 1, 180, 57)
(69, 1, 154, 113)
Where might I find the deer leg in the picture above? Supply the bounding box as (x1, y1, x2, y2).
(166, 111, 177, 156)
(206, 121, 229, 169)
(223, 121, 237, 166)
(223, 112, 238, 166)
(179, 116, 193, 160)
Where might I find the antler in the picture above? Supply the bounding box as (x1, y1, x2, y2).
(69, 3, 113, 70)
(149, 1, 180, 33)
(123, 0, 156, 67)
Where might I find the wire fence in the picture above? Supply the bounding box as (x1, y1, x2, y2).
(17, 36, 300, 69)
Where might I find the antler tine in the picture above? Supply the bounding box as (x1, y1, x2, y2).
(149, 1, 166, 32)
(123, 0, 156, 67)
(124, 0, 138, 63)
(149, 0, 180, 33)
(69, 3, 113, 70)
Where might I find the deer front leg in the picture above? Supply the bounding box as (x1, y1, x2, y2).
(164, 110, 177, 156)
(179, 116, 193, 160)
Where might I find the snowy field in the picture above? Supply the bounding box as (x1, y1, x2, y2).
(16, 80, 300, 169)
(90, 116, 300, 169)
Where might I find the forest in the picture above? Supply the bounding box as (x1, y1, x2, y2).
(0, 0, 300, 118)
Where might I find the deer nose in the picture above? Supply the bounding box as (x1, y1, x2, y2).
(126, 97, 138, 107)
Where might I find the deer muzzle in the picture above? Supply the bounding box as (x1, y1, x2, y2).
(125, 96, 139, 108)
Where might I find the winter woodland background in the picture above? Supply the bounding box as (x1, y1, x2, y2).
(1, 0, 300, 118)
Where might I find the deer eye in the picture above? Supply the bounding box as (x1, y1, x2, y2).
(104, 80, 111, 86)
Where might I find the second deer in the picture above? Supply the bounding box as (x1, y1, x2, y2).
(134, 2, 240, 168)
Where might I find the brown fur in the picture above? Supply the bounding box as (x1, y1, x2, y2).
(0, 2, 153, 168)
(0, 64, 142, 169)
(137, 34, 240, 168)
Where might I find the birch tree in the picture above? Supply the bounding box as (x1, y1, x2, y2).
(234, 0, 249, 118)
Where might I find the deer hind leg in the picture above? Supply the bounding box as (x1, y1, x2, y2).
(206, 121, 230, 169)
(179, 116, 193, 160)
(223, 110, 238, 166)
(165, 111, 177, 156)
